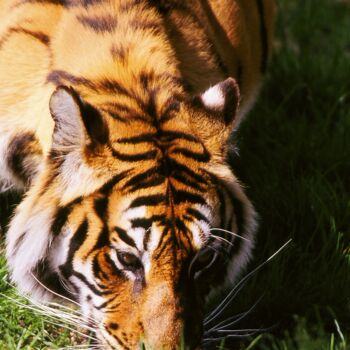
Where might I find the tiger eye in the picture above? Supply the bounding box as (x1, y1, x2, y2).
(117, 252, 140, 268)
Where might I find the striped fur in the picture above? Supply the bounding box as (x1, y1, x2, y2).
(1, 0, 275, 349)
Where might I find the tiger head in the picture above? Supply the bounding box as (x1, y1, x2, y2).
(6, 77, 256, 349)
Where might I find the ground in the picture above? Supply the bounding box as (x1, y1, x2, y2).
(0, 0, 349, 349)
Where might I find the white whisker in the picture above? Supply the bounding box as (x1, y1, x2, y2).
(204, 239, 292, 325)
(0, 293, 97, 334)
(205, 295, 264, 333)
(42, 318, 98, 343)
(210, 235, 234, 247)
(210, 228, 251, 242)
(203, 331, 257, 343)
(31, 273, 81, 307)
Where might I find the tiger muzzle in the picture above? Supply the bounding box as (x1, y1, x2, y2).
(140, 280, 203, 350)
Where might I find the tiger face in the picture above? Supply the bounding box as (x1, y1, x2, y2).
(6, 78, 256, 349)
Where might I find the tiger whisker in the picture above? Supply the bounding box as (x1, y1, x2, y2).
(210, 235, 234, 247)
(204, 239, 292, 325)
(0, 293, 97, 334)
(3, 278, 97, 327)
(58, 274, 78, 296)
(202, 331, 257, 343)
(205, 295, 264, 333)
(31, 273, 80, 307)
(209, 326, 274, 335)
(42, 318, 98, 343)
(210, 227, 251, 242)
(30, 273, 97, 325)
(58, 345, 100, 350)
(46, 301, 98, 326)
(204, 272, 251, 326)
(32, 302, 97, 332)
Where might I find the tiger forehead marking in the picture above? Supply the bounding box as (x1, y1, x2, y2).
(1, 0, 275, 348)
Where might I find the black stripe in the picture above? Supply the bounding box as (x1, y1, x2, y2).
(256, 0, 268, 73)
(168, 158, 207, 184)
(117, 133, 156, 144)
(171, 186, 206, 205)
(96, 294, 121, 310)
(94, 197, 108, 220)
(99, 171, 129, 195)
(131, 214, 166, 230)
(129, 176, 164, 192)
(47, 71, 133, 98)
(71, 271, 102, 296)
(9, 27, 49, 45)
(159, 99, 180, 124)
(98, 79, 132, 97)
(171, 172, 205, 192)
(111, 148, 157, 162)
(47, 70, 95, 87)
(186, 208, 210, 224)
(122, 166, 163, 190)
(93, 226, 110, 250)
(92, 254, 109, 281)
(175, 218, 193, 251)
(77, 14, 117, 33)
(114, 226, 137, 248)
(162, 130, 199, 143)
(60, 219, 88, 279)
(172, 147, 210, 162)
(99, 102, 134, 115)
(51, 197, 82, 236)
(129, 194, 165, 208)
(100, 108, 127, 123)
(143, 227, 151, 251)
(104, 252, 125, 278)
(7, 132, 42, 184)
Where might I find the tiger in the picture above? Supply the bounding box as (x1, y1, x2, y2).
(0, 0, 275, 349)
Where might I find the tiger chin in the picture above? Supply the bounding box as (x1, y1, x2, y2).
(0, 0, 275, 349)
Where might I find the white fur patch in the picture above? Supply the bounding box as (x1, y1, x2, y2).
(6, 189, 57, 300)
(48, 226, 71, 272)
(188, 204, 212, 249)
(201, 84, 225, 110)
(143, 226, 161, 277)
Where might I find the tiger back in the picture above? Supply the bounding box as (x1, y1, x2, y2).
(0, 1, 275, 349)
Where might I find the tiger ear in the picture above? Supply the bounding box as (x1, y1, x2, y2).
(49, 86, 108, 151)
(194, 77, 240, 127)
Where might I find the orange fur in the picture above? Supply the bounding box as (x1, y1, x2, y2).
(1, 1, 275, 349)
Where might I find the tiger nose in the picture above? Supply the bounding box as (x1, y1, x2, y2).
(140, 281, 202, 350)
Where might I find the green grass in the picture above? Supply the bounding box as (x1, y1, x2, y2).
(0, 252, 84, 349)
(1, 0, 350, 349)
